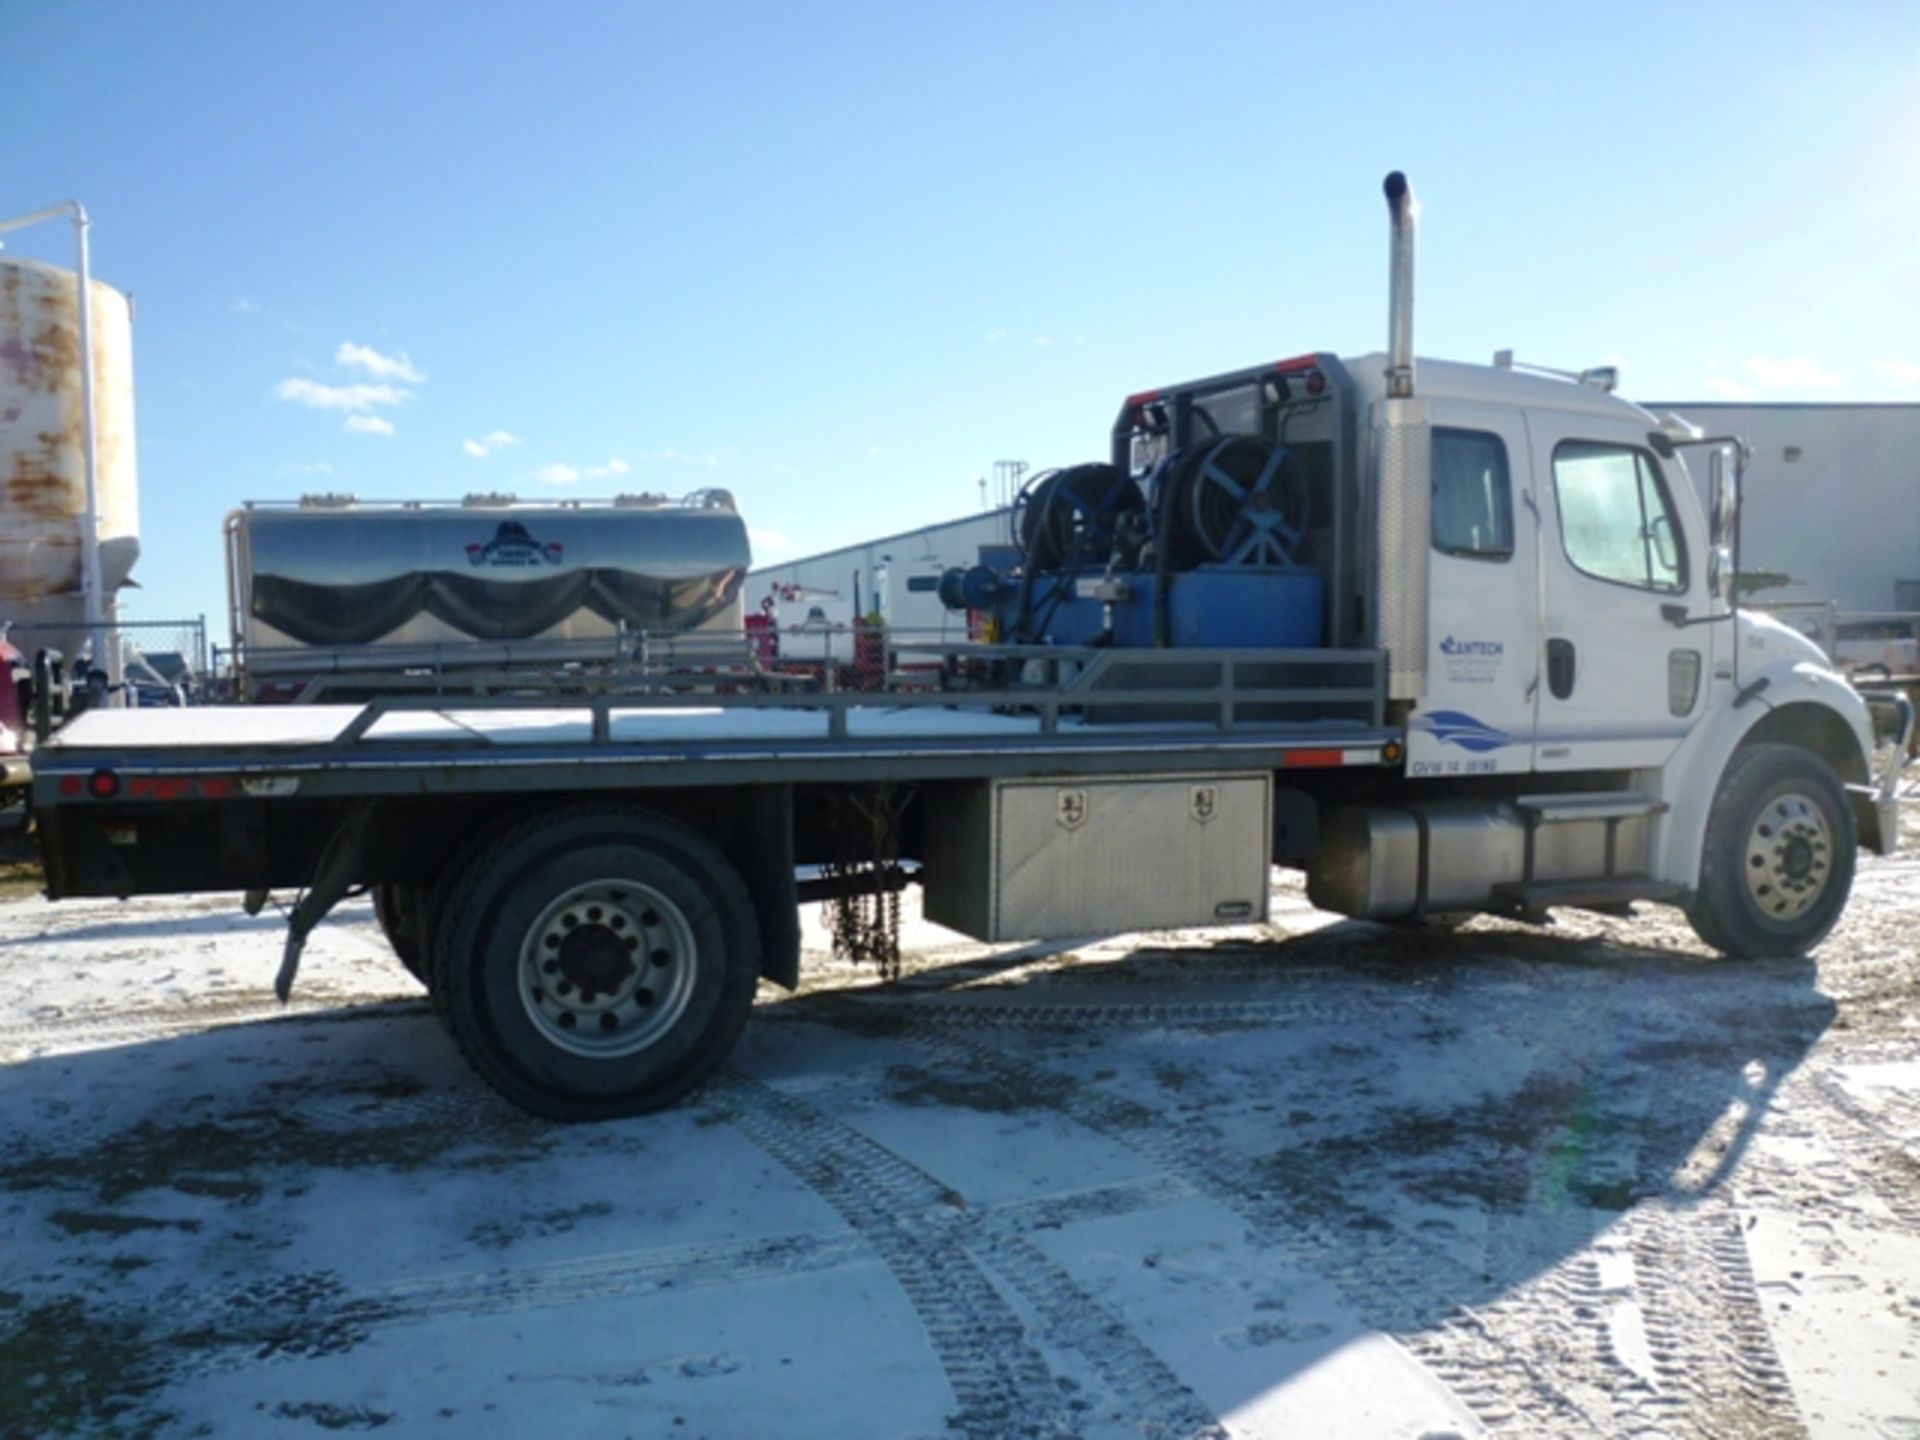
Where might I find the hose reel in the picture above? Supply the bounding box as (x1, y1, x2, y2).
(1152, 436, 1308, 570)
(1011, 463, 1145, 574)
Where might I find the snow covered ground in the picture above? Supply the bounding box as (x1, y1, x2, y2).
(2, 813, 1917, 1438)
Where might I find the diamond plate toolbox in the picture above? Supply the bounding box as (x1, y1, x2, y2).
(923, 772, 1272, 942)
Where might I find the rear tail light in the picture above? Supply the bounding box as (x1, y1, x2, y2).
(86, 769, 120, 800)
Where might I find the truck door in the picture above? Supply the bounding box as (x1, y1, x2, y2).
(1530, 417, 1704, 772)
(1407, 405, 1539, 777)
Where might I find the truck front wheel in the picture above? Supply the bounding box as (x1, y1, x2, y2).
(1686, 743, 1856, 959)
(431, 806, 759, 1120)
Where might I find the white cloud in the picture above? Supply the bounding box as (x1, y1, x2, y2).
(1701, 376, 1755, 401)
(1745, 356, 1843, 391)
(274, 378, 409, 413)
(1871, 358, 1920, 386)
(533, 456, 629, 484)
(749, 527, 792, 554)
(344, 415, 396, 436)
(233, 297, 259, 316)
(337, 341, 426, 383)
(986, 328, 1008, 343)
(463, 430, 523, 459)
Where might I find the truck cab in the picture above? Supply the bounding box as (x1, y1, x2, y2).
(1080, 174, 1907, 960)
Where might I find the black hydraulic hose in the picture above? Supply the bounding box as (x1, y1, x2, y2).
(1152, 456, 1179, 648)
(1008, 472, 1052, 642)
(1013, 464, 1132, 643)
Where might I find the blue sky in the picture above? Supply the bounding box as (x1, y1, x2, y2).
(7, 0, 1918, 631)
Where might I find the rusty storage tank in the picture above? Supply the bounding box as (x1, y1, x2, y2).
(0, 255, 140, 662)
(226, 491, 751, 673)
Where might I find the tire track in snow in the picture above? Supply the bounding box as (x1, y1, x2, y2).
(859, 1003, 1605, 1438)
(164, 1228, 873, 1375)
(1799, 1071, 1920, 1231)
(157, 1174, 1198, 1390)
(716, 1072, 1228, 1440)
(1625, 1203, 1804, 1438)
(972, 1231, 1229, 1440)
(847, 982, 1815, 1440)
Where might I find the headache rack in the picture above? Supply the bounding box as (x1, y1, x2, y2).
(316, 644, 1390, 748)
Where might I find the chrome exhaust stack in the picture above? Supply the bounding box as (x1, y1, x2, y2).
(1384, 172, 1417, 398)
(1373, 170, 1430, 700)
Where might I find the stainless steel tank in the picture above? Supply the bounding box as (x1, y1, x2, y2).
(227, 493, 750, 660)
(0, 256, 140, 660)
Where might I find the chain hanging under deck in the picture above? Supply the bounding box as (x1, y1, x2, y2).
(824, 787, 906, 980)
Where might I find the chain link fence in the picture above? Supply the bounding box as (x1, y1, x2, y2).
(2, 617, 209, 699)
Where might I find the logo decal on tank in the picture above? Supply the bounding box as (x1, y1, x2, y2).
(466, 521, 565, 567)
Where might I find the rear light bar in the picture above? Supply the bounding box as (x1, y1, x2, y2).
(56, 770, 240, 802)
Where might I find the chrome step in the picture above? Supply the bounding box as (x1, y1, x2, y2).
(1514, 791, 1667, 823)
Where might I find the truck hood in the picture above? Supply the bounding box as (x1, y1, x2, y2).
(1736, 607, 1831, 674)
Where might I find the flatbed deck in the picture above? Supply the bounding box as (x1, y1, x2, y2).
(34, 647, 1397, 801)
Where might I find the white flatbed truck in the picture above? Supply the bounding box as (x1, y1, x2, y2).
(28, 175, 1911, 1119)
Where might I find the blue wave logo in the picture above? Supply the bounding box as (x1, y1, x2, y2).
(1419, 710, 1515, 753)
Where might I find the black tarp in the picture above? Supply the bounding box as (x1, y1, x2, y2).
(251, 567, 744, 645)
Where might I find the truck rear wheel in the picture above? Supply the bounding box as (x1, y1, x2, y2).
(372, 884, 427, 988)
(1686, 743, 1855, 959)
(430, 806, 759, 1120)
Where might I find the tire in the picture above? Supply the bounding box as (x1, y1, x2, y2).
(430, 806, 759, 1120)
(372, 883, 428, 987)
(1686, 743, 1856, 959)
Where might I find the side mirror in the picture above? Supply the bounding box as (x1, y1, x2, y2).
(1708, 444, 1738, 548)
(1708, 544, 1732, 601)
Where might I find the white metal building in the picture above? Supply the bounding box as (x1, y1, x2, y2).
(1652, 401, 1920, 614)
(746, 507, 1016, 634)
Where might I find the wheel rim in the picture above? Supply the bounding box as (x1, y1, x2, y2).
(1741, 790, 1833, 923)
(518, 879, 699, 1058)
